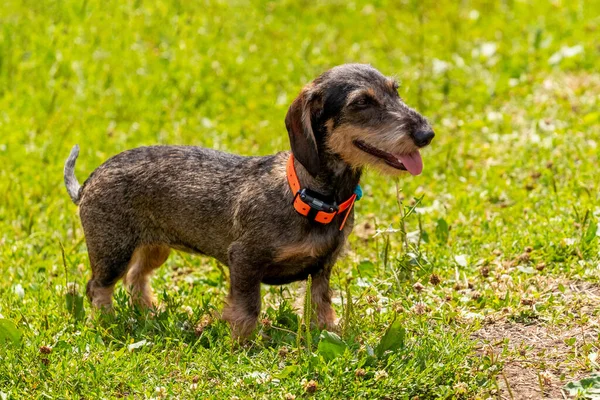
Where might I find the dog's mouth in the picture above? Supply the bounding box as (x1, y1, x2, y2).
(353, 140, 423, 175)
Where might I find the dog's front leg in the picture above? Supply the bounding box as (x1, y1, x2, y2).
(222, 242, 263, 340)
(311, 266, 337, 331)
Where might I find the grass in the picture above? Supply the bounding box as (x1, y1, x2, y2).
(1, 0, 599, 398)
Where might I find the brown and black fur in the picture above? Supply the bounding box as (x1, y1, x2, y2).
(64, 64, 435, 338)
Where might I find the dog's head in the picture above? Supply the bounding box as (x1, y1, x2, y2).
(286, 64, 434, 177)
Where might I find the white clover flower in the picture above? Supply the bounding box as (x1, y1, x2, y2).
(13, 284, 24, 299)
(374, 370, 388, 381)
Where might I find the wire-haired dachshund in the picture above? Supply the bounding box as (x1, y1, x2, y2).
(64, 63, 435, 338)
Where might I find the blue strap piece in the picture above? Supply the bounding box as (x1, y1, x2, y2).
(354, 184, 363, 201)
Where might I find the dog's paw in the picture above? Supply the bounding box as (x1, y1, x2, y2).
(316, 306, 338, 332)
(317, 314, 340, 333)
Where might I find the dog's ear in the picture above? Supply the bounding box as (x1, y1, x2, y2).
(285, 86, 322, 177)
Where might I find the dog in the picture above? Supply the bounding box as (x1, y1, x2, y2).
(63, 64, 434, 339)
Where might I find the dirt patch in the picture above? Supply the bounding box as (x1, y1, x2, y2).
(475, 323, 596, 399)
(474, 282, 600, 399)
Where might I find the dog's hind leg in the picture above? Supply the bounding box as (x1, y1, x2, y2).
(86, 246, 135, 311)
(124, 245, 170, 309)
(81, 218, 141, 311)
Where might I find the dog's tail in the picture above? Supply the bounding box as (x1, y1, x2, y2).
(64, 144, 82, 205)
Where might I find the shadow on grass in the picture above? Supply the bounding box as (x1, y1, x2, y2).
(84, 287, 304, 352)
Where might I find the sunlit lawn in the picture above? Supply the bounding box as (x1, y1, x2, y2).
(1, 0, 599, 398)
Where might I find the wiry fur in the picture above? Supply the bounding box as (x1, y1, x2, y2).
(64, 64, 434, 339)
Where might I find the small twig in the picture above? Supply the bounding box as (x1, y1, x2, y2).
(270, 325, 297, 336)
(537, 371, 544, 395)
(395, 180, 409, 251)
(550, 171, 559, 201)
(501, 370, 514, 400)
(303, 275, 313, 354)
(383, 234, 390, 270)
(18, 310, 32, 331)
(59, 240, 70, 316)
(295, 314, 302, 352)
(417, 213, 423, 249)
(59, 240, 68, 287)
(342, 280, 353, 338)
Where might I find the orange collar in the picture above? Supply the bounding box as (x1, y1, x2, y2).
(286, 154, 358, 230)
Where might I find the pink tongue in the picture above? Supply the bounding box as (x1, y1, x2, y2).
(397, 151, 423, 175)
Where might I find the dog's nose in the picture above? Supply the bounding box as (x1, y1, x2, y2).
(411, 130, 435, 148)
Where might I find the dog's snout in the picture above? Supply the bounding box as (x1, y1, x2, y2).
(411, 130, 435, 148)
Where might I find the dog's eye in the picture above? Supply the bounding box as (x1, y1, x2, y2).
(353, 97, 369, 107)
